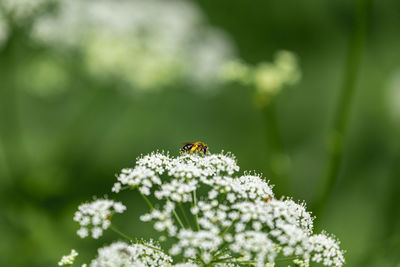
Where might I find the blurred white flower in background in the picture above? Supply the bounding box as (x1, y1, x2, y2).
(386, 68, 400, 123)
(254, 50, 301, 94)
(0, 0, 51, 48)
(0, 0, 52, 23)
(220, 50, 301, 107)
(15, 55, 69, 96)
(1, 0, 301, 98)
(0, 11, 8, 48)
(31, 0, 234, 91)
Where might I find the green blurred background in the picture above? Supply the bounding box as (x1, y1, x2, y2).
(1, 0, 400, 266)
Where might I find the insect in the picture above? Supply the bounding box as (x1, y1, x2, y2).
(180, 142, 208, 154)
(119, 248, 131, 256)
(263, 196, 273, 203)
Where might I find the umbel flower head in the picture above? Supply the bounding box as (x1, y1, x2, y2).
(73, 151, 344, 267)
(89, 241, 172, 267)
(74, 199, 126, 239)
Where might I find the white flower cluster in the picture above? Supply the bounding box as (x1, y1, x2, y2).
(30, 0, 234, 91)
(89, 241, 172, 267)
(71, 151, 344, 267)
(209, 174, 274, 202)
(165, 198, 315, 266)
(113, 152, 239, 200)
(74, 199, 126, 239)
(308, 234, 345, 267)
(90, 241, 238, 267)
(113, 152, 344, 267)
(58, 249, 78, 266)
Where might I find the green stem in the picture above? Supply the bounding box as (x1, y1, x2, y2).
(276, 256, 301, 262)
(139, 191, 155, 211)
(179, 203, 192, 229)
(262, 101, 290, 195)
(192, 191, 200, 231)
(212, 219, 239, 260)
(140, 190, 186, 230)
(110, 225, 166, 253)
(221, 220, 237, 236)
(0, 27, 27, 182)
(233, 260, 256, 265)
(172, 207, 186, 229)
(211, 247, 228, 262)
(136, 241, 166, 254)
(357, 128, 400, 266)
(212, 255, 236, 263)
(165, 197, 186, 229)
(314, 0, 370, 219)
(110, 224, 134, 242)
